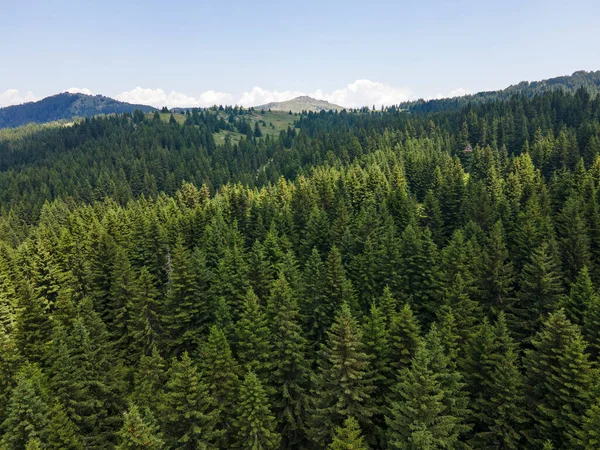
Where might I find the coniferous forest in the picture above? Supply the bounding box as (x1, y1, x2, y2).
(2, 86, 600, 449)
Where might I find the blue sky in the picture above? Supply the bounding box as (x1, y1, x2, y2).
(1, 0, 599, 107)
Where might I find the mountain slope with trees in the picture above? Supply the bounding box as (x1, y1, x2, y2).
(0, 78, 599, 448)
(0, 92, 156, 129)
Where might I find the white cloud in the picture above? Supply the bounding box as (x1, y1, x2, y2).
(237, 87, 305, 107)
(428, 87, 471, 100)
(115, 87, 233, 108)
(0, 89, 37, 107)
(313, 80, 413, 108)
(236, 80, 413, 108)
(66, 87, 94, 95)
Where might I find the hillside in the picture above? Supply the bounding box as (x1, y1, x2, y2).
(0, 92, 155, 128)
(400, 69, 600, 113)
(255, 95, 345, 113)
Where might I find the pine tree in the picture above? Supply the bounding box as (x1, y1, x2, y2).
(131, 345, 167, 416)
(233, 371, 281, 450)
(267, 276, 311, 448)
(424, 324, 470, 442)
(463, 313, 526, 449)
(0, 363, 51, 450)
(13, 282, 51, 363)
(164, 241, 202, 356)
(386, 341, 460, 450)
(0, 326, 21, 424)
(199, 325, 240, 445)
(328, 416, 370, 450)
(309, 303, 375, 445)
(47, 400, 84, 449)
(523, 310, 594, 448)
(302, 247, 328, 344)
(362, 303, 392, 446)
(573, 398, 600, 449)
(563, 266, 598, 326)
(128, 267, 164, 358)
(480, 221, 517, 322)
(388, 302, 421, 372)
(117, 403, 164, 450)
(235, 288, 272, 379)
(163, 352, 220, 449)
(583, 289, 600, 359)
(398, 225, 442, 325)
(212, 243, 250, 321)
(517, 241, 563, 336)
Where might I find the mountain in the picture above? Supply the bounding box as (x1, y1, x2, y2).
(0, 92, 156, 129)
(400, 70, 600, 113)
(255, 95, 345, 113)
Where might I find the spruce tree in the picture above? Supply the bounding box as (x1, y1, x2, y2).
(128, 267, 164, 358)
(131, 345, 167, 417)
(386, 341, 460, 450)
(563, 266, 598, 326)
(388, 302, 421, 372)
(233, 371, 281, 450)
(517, 241, 563, 336)
(235, 288, 272, 380)
(573, 398, 600, 449)
(309, 303, 375, 445)
(328, 416, 370, 450)
(199, 325, 240, 445)
(163, 352, 220, 449)
(523, 310, 594, 448)
(267, 276, 311, 448)
(0, 363, 51, 450)
(463, 313, 526, 449)
(117, 403, 164, 450)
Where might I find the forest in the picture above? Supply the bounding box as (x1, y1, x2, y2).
(0, 85, 600, 449)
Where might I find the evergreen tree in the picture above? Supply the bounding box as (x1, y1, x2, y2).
(309, 303, 375, 445)
(463, 313, 527, 449)
(388, 302, 421, 372)
(199, 326, 240, 445)
(163, 352, 220, 449)
(523, 310, 595, 448)
(563, 266, 598, 326)
(267, 276, 311, 448)
(235, 288, 272, 379)
(0, 363, 51, 450)
(518, 241, 564, 336)
(328, 416, 370, 450)
(386, 341, 460, 450)
(131, 345, 167, 417)
(233, 371, 281, 450)
(117, 403, 164, 450)
(573, 398, 600, 449)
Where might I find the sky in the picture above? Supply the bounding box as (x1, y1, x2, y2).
(1, 0, 599, 108)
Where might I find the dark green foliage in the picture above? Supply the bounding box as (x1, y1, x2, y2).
(0, 363, 51, 450)
(386, 341, 460, 450)
(233, 371, 281, 450)
(117, 403, 164, 450)
(2, 83, 600, 447)
(267, 276, 311, 447)
(163, 352, 220, 449)
(523, 310, 595, 448)
(309, 303, 375, 446)
(463, 313, 527, 448)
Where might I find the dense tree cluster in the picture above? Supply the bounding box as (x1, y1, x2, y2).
(1, 83, 600, 448)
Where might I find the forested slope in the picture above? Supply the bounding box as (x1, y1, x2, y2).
(0, 88, 600, 449)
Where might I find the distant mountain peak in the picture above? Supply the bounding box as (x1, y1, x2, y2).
(255, 96, 345, 113)
(0, 92, 155, 129)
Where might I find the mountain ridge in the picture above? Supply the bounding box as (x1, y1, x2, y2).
(0, 92, 156, 129)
